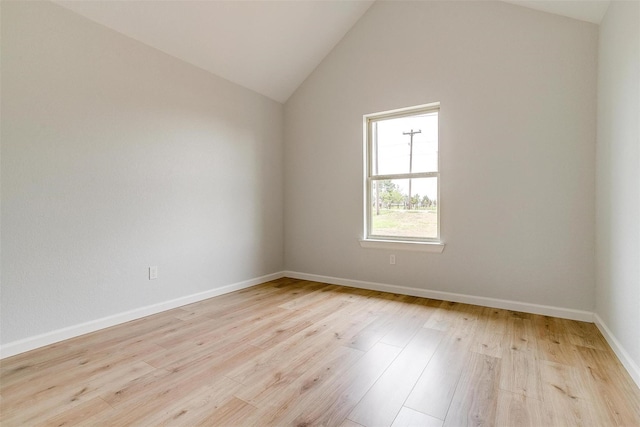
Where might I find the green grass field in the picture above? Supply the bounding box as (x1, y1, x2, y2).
(371, 209, 437, 238)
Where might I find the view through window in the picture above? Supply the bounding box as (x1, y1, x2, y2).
(365, 104, 440, 241)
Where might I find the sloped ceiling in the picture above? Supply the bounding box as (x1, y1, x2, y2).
(54, 0, 375, 103)
(53, 0, 609, 104)
(502, 0, 610, 24)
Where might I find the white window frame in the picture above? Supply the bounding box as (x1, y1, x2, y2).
(361, 102, 444, 253)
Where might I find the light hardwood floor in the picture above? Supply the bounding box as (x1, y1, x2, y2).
(1, 278, 639, 426)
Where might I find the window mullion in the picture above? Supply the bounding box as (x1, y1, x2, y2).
(371, 172, 439, 180)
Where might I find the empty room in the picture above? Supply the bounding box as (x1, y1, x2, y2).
(1, 0, 639, 425)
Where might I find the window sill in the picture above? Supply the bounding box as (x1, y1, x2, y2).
(359, 239, 445, 253)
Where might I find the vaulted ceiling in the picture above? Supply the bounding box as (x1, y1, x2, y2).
(54, 0, 610, 104)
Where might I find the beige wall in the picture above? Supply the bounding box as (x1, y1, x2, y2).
(1, 1, 284, 345)
(284, 1, 598, 311)
(596, 0, 640, 382)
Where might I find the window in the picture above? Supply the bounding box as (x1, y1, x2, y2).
(363, 103, 442, 250)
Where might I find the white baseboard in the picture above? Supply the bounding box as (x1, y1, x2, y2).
(594, 314, 640, 389)
(0, 271, 285, 359)
(284, 271, 594, 322)
(4, 269, 638, 390)
(290, 271, 640, 387)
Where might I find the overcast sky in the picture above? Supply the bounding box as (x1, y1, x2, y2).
(373, 112, 438, 200)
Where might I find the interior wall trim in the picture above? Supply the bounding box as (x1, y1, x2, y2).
(284, 271, 594, 322)
(0, 271, 286, 359)
(594, 314, 640, 389)
(286, 271, 640, 387)
(11, 270, 637, 390)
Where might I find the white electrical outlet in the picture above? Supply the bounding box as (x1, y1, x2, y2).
(149, 266, 158, 280)
(390, 254, 396, 265)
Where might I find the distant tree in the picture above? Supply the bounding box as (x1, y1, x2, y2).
(411, 194, 421, 209)
(379, 180, 396, 193)
(379, 180, 403, 209)
(389, 189, 404, 209)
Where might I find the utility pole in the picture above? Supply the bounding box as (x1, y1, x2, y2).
(403, 128, 421, 209)
(375, 122, 380, 215)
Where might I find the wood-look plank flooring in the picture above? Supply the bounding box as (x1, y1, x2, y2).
(1, 278, 639, 426)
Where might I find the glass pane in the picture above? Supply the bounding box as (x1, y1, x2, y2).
(372, 112, 438, 176)
(370, 177, 438, 239)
